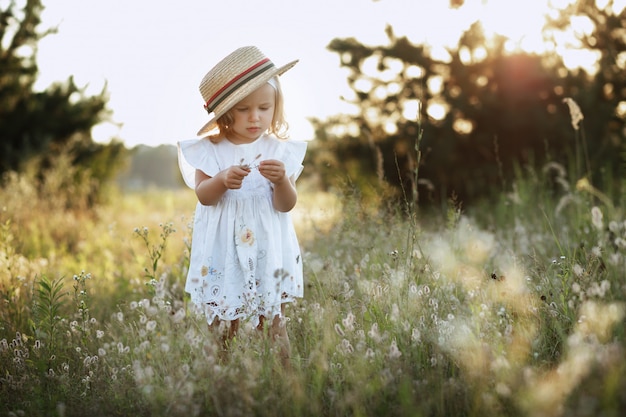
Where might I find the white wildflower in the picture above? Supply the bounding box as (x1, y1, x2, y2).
(388, 340, 402, 359)
(555, 194, 575, 216)
(341, 312, 355, 332)
(368, 323, 381, 343)
(171, 308, 186, 323)
(137, 340, 150, 353)
(572, 264, 584, 277)
(592, 246, 602, 257)
(390, 303, 400, 322)
(591, 206, 603, 231)
(338, 339, 354, 355)
(411, 328, 421, 343)
(563, 97, 584, 130)
(542, 161, 567, 180)
(608, 221, 620, 234)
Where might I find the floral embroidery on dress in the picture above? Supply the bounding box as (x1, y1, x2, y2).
(200, 258, 221, 278)
(240, 228, 255, 246)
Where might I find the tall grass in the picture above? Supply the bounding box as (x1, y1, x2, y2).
(1, 150, 625, 416)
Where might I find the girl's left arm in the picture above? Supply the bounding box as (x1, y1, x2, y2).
(272, 176, 297, 212)
(259, 159, 297, 212)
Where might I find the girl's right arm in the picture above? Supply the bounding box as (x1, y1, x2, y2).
(194, 166, 250, 206)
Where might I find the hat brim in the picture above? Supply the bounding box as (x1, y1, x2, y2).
(197, 59, 298, 137)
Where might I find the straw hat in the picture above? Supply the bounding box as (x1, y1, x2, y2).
(197, 46, 298, 136)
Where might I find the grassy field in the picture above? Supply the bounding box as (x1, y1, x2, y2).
(1, 161, 625, 417)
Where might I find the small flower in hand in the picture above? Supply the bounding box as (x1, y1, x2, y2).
(239, 154, 262, 169)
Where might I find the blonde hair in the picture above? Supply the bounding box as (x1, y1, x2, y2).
(208, 77, 289, 143)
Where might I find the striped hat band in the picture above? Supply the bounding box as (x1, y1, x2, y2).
(204, 58, 275, 113)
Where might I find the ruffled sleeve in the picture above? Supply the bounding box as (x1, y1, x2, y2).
(281, 140, 307, 181)
(177, 139, 221, 189)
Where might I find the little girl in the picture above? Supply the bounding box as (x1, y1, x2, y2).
(177, 46, 306, 360)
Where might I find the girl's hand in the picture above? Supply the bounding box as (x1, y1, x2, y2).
(223, 165, 250, 189)
(259, 159, 287, 185)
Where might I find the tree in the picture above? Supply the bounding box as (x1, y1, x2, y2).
(0, 0, 125, 205)
(307, 3, 625, 207)
(544, 0, 626, 176)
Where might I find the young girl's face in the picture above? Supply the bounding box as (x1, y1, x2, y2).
(227, 83, 276, 144)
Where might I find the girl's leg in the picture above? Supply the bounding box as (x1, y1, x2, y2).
(208, 316, 221, 332)
(209, 317, 240, 339)
(270, 304, 291, 366)
(256, 306, 292, 366)
(270, 304, 288, 338)
(227, 318, 240, 340)
(208, 317, 240, 360)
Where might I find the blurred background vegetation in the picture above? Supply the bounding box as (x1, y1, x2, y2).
(1, 0, 624, 209)
(305, 0, 625, 207)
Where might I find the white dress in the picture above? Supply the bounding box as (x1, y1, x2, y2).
(177, 134, 307, 326)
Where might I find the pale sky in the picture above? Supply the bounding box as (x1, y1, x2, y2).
(34, 0, 600, 147)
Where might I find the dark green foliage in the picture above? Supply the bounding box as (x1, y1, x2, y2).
(307, 5, 625, 207)
(0, 0, 127, 206)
